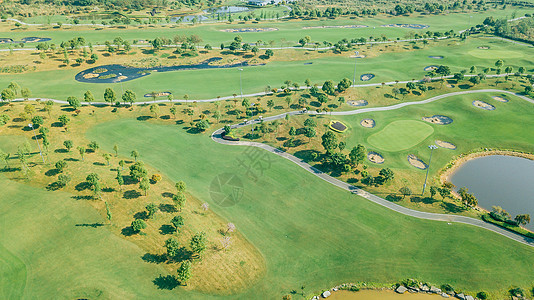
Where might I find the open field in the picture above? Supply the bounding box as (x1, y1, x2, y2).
(0, 37, 532, 101)
(1, 8, 531, 49)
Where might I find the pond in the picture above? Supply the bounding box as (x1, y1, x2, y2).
(450, 155, 534, 230)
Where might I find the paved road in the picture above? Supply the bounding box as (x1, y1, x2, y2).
(211, 89, 534, 247)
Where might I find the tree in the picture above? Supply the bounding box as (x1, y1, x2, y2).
(195, 120, 210, 132)
(165, 237, 180, 258)
(438, 187, 451, 199)
(146, 203, 157, 218)
(289, 126, 296, 136)
(303, 118, 316, 127)
(267, 99, 274, 111)
(139, 177, 150, 196)
(131, 150, 139, 161)
(322, 80, 336, 95)
(131, 219, 147, 233)
(116, 170, 124, 190)
(112, 144, 119, 157)
(399, 187, 412, 199)
(0, 114, 10, 126)
(150, 37, 164, 50)
(176, 261, 192, 285)
(317, 94, 328, 106)
(104, 88, 116, 106)
(122, 90, 136, 105)
(173, 192, 186, 211)
(321, 131, 338, 153)
(31, 116, 44, 128)
(55, 160, 67, 172)
(0, 150, 9, 168)
(84, 90, 95, 104)
(495, 59, 503, 69)
(129, 161, 147, 181)
(264, 49, 274, 58)
(171, 215, 184, 231)
(304, 127, 316, 142)
(88, 141, 99, 152)
(170, 106, 177, 119)
(429, 186, 438, 199)
(58, 115, 70, 127)
(63, 140, 73, 152)
(77, 146, 86, 161)
(226, 223, 236, 234)
(515, 214, 530, 226)
(57, 174, 71, 188)
(176, 181, 186, 193)
(337, 78, 352, 92)
(1, 89, 15, 102)
(349, 145, 366, 166)
(190, 232, 207, 258)
(21, 88, 31, 100)
(379, 168, 394, 182)
(102, 153, 111, 165)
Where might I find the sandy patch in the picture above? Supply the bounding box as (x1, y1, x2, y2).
(221, 28, 278, 33)
(350, 54, 366, 58)
(422, 115, 453, 125)
(367, 151, 385, 164)
(472, 100, 495, 110)
(303, 25, 368, 29)
(477, 46, 490, 49)
(144, 92, 171, 97)
(347, 100, 368, 107)
(360, 74, 375, 81)
(492, 96, 509, 103)
(117, 75, 128, 81)
(435, 140, 457, 150)
(446, 84, 455, 88)
(424, 65, 437, 71)
(360, 118, 375, 128)
(83, 73, 99, 79)
(407, 154, 428, 170)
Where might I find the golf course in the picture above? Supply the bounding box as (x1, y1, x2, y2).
(1, 0, 534, 299)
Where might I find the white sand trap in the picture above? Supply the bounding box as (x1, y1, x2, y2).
(424, 66, 437, 71)
(360, 118, 375, 128)
(83, 73, 99, 79)
(472, 100, 495, 110)
(446, 84, 455, 88)
(492, 96, 509, 103)
(368, 152, 385, 164)
(435, 140, 456, 150)
(478, 46, 490, 49)
(117, 75, 127, 81)
(407, 154, 428, 170)
(350, 54, 366, 58)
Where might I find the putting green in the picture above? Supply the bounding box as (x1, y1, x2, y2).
(467, 49, 524, 59)
(367, 120, 434, 151)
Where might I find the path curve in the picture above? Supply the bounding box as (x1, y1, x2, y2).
(210, 89, 534, 247)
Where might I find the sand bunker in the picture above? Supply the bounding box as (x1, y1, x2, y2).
(144, 92, 172, 98)
(424, 65, 438, 71)
(303, 25, 368, 29)
(477, 46, 490, 49)
(360, 119, 375, 128)
(82, 73, 99, 79)
(428, 56, 444, 59)
(492, 96, 509, 103)
(360, 74, 375, 81)
(472, 100, 495, 111)
(347, 100, 368, 107)
(367, 151, 385, 164)
(220, 28, 278, 33)
(117, 75, 127, 81)
(446, 84, 455, 88)
(407, 154, 428, 170)
(422, 115, 453, 125)
(381, 24, 429, 29)
(435, 140, 457, 150)
(350, 54, 366, 58)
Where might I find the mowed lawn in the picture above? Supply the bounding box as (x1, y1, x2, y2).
(0, 173, 220, 299)
(0, 37, 531, 101)
(367, 120, 434, 151)
(86, 116, 534, 298)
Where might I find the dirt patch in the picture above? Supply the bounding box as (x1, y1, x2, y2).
(492, 96, 509, 103)
(477, 46, 490, 49)
(407, 154, 428, 170)
(472, 100, 495, 111)
(367, 151, 385, 164)
(424, 65, 438, 71)
(422, 115, 453, 125)
(360, 118, 375, 128)
(347, 100, 368, 107)
(435, 140, 456, 150)
(144, 92, 172, 98)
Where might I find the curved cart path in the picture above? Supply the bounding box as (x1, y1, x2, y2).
(211, 89, 534, 247)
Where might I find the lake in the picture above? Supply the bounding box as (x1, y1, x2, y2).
(450, 155, 534, 230)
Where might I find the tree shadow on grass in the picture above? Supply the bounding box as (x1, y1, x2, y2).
(0, 167, 19, 173)
(75, 181, 91, 191)
(44, 168, 59, 176)
(161, 192, 174, 198)
(72, 195, 94, 200)
(153, 275, 180, 290)
(294, 149, 321, 163)
(159, 203, 177, 213)
(441, 201, 468, 213)
(54, 148, 68, 154)
(411, 196, 438, 204)
(123, 189, 142, 199)
(159, 224, 175, 235)
(137, 115, 152, 121)
(121, 226, 136, 236)
(142, 253, 167, 264)
(102, 187, 115, 193)
(75, 223, 104, 228)
(386, 194, 402, 202)
(134, 211, 148, 220)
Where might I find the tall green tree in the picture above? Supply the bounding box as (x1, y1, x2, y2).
(104, 88, 116, 106)
(176, 261, 192, 285)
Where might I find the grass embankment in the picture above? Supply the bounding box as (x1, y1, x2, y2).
(482, 214, 534, 239)
(0, 36, 531, 101)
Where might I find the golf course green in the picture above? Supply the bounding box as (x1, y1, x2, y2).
(367, 120, 434, 151)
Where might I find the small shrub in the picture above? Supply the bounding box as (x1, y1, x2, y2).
(476, 291, 488, 299)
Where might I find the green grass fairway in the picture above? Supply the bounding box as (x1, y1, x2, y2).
(86, 117, 534, 298)
(467, 49, 524, 59)
(367, 120, 434, 151)
(0, 242, 26, 300)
